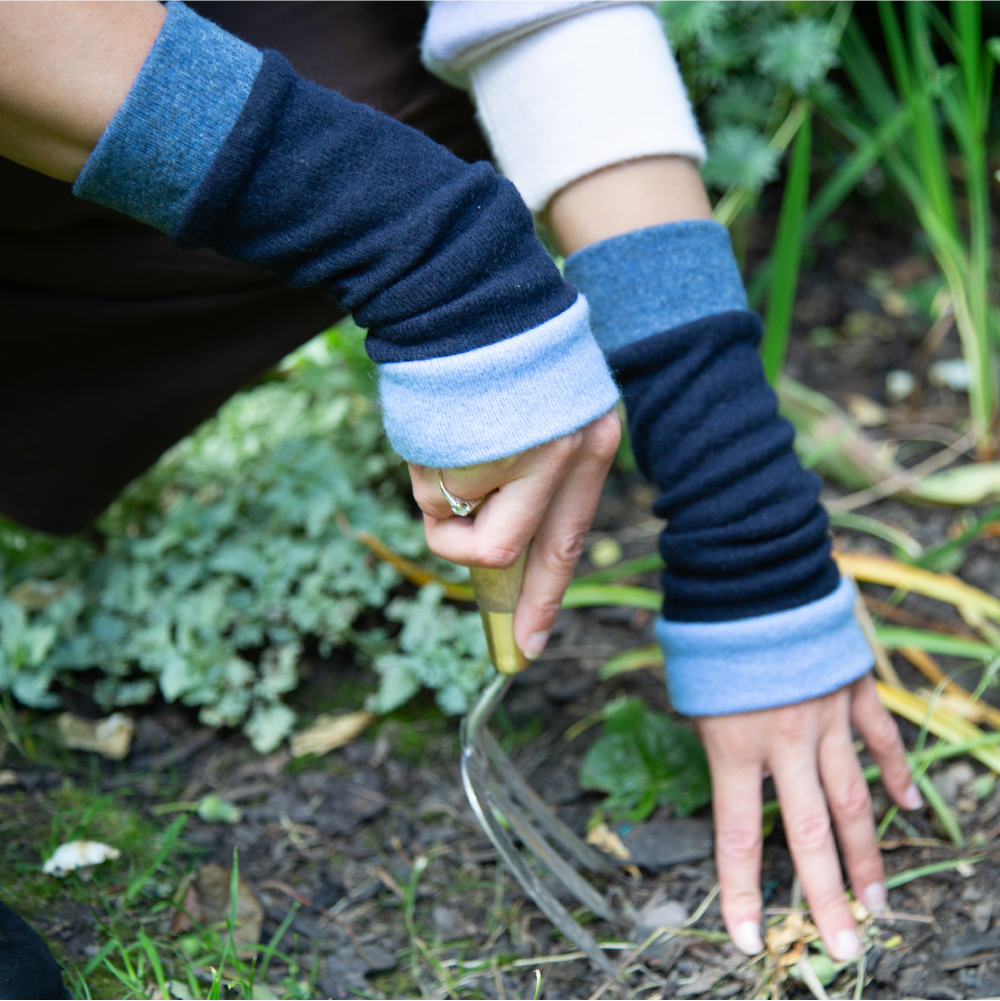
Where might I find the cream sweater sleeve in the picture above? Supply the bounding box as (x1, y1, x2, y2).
(423, 1, 705, 212)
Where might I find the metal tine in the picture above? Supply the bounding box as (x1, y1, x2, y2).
(482, 728, 618, 877)
(461, 756, 628, 989)
(480, 763, 618, 923)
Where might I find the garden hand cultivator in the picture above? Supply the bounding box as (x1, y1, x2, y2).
(462, 552, 632, 985)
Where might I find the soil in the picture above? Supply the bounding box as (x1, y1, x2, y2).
(3, 200, 1000, 1000)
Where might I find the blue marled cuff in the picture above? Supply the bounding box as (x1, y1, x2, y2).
(563, 220, 748, 352)
(73, 1, 262, 232)
(378, 295, 620, 466)
(657, 577, 873, 716)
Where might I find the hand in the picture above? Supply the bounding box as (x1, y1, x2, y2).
(696, 674, 920, 961)
(408, 409, 621, 658)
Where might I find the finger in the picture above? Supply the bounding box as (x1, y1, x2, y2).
(818, 721, 886, 913)
(771, 721, 862, 962)
(408, 458, 520, 522)
(514, 412, 620, 654)
(420, 461, 565, 567)
(851, 673, 921, 811)
(698, 718, 765, 956)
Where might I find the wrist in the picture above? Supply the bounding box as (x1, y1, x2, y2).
(546, 155, 712, 256)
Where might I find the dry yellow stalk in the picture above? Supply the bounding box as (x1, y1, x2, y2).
(835, 551, 1000, 621)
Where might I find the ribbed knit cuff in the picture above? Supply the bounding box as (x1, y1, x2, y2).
(73, 1, 262, 232)
(454, 3, 705, 211)
(378, 295, 619, 466)
(658, 577, 873, 716)
(564, 220, 748, 352)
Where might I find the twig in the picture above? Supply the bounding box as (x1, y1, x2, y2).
(825, 427, 978, 513)
(863, 595, 980, 640)
(853, 589, 904, 687)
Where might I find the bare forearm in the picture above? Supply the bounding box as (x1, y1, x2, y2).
(0, 0, 164, 181)
(545, 155, 712, 256)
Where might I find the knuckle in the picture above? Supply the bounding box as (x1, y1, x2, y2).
(773, 704, 810, 745)
(475, 543, 521, 569)
(716, 825, 763, 863)
(540, 529, 589, 572)
(807, 883, 850, 918)
(833, 779, 872, 822)
(865, 710, 902, 754)
(787, 810, 833, 853)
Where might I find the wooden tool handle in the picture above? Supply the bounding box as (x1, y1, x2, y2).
(470, 549, 528, 675)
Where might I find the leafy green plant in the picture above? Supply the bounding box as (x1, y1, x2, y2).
(578, 698, 711, 822)
(0, 322, 485, 750)
(829, 1, 999, 456)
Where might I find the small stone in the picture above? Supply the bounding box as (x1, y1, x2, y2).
(885, 369, 917, 404)
(932, 761, 975, 804)
(928, 358, 970, 392)
(432, 905, 475, 942)
(589, 537, 623, 569)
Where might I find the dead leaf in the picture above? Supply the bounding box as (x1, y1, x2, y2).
(171, 880, 205, 934)
(290, 710, 376, 758)
(585, 822, 631, 860)
(766, 911, 805, 954)
(8, 578, 71, 611)
(58, 712, 134, 760)
(845, 393, 889, 428)
(193, 862, 264, 957)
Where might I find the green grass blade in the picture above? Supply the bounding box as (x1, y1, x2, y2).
(761, 109, 812, 383)
(123, 814, 187, 906)
(916, 770, 965, 846)
(598, 644, 663, 680)
(561, 584, 662, 612)
(873, 626, 998, 661)
(885, 855, 984, 889)
(573, 552, 665, 585)
(916, 502, 1000, 568)
(828, 512, 924, 559)
(137, 930, 168, 996)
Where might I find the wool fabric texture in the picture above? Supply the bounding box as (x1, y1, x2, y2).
(567, 221, 872, 713)
(74, 4, 617, 466)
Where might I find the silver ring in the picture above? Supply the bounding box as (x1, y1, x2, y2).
(438, 470, 484, 517)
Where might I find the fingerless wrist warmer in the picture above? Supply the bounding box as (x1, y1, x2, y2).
(74, 2, 618, 468)
(565, 221, 873, 715)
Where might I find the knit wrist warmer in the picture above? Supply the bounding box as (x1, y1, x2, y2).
(424, 2, 705, 212)
(73, 2, 618, 468)
(565, 221, 873, 715)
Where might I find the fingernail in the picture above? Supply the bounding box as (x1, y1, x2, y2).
(834, 928, 862, 961)
(903, 783, 924, 810)
(523, 631, 550, 660)
(861, 882, 887, 913)
(732, 920, 763, 955)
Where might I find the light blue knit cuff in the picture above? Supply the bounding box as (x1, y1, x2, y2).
(563, 220, 748, 352)
(379, 295, 620, 466)
(73, 1, 262, 233)
(658, 577, 873, 716)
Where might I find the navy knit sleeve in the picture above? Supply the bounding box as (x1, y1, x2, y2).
(74, 2, 618, 468)
(565, 221, 873, 716)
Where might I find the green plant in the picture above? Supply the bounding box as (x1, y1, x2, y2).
(578, 697, 711, 822)
(830, 1, 999, 456)
(0, 322, 486, 750)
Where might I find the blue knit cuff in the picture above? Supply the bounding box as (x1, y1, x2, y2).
(657, 577, 873, 716)
(563, 220, 748, 352)
(73, 1, 262, 233)
(379, 295, 619, 466)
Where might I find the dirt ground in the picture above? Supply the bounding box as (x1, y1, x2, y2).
(3, 203, 1000, 1000)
